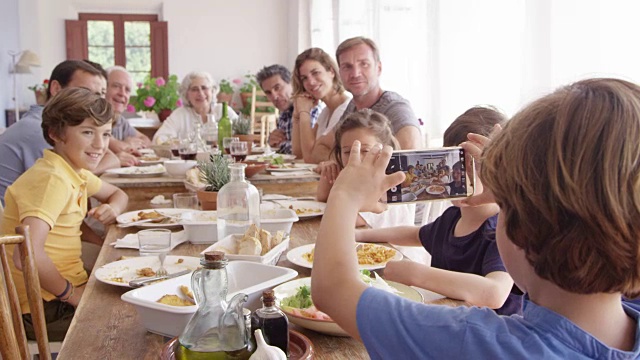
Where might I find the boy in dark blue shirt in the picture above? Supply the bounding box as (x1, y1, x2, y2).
(357, 106, 521, 314)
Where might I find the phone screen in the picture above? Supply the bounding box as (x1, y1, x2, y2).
(385, 147, 473, 203)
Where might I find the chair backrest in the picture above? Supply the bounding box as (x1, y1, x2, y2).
(0, 225, 51, 360)
(259, 114, 278, 148)
(250, 86, 278, 135)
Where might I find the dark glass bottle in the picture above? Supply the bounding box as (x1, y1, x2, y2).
(250, 290, 289, 356)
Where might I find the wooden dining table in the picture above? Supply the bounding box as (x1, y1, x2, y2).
(56, 202, 369, 359)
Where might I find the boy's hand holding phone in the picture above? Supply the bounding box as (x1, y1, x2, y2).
(330, 141, 405, 214)
(459, 132, 497, 207)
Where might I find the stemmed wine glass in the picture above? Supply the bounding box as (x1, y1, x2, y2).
(230, 141, 249, 162)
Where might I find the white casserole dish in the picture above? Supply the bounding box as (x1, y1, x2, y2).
(201, 234, 290, 266)
(120, 260, 298, 337)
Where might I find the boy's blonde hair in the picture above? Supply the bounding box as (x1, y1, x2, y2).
(482, 78, 640, 297)
(42, 87, 114, 146)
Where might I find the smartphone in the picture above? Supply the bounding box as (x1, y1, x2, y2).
(385, 147, 474, 203)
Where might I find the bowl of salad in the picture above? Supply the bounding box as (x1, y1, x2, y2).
(273, 272, 423, 337)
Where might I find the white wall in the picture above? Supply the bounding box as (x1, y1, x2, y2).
(1, 0, 299, 127)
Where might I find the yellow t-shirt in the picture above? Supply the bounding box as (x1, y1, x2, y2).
(2, 150, 102, 313)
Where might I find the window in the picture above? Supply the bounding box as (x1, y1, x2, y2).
(65, 14, 168, 83)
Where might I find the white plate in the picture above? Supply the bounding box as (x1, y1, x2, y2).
(95, 255, 200, 287)
(104, 164, 166, 178)
(116, 208, 189, 228)
(266, 163, 316, 173)
(286, 243, 403, 271)
(246, 154, 296, 161)
(274, 277, 422, 337)
(426, 185, 447, 195)
(273, 200, 325, 218)
(139, 157, 169, 166)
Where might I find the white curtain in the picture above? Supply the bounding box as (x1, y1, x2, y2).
(308, 0, 640, 146)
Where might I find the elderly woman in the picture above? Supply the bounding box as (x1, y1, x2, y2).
(153, 71, 238, 144)
(291, 48, 351, 163)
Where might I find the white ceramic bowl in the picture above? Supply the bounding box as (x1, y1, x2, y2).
(121, 260, 298, 337)
(273, 277, 424, 337)
(164, 160, 197, 178)
(260, 208, 299, 234)
(201, 234, 290, 266)
(179, 211, 218, 244)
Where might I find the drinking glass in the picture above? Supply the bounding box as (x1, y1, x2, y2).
(169, 137, 180, 159)
(179, 139, 198, 160)
(230, 141, 249, 162)
(137, 229, 171, 276)
(173, 192, 199, 209)
(222, 137, 240, 155)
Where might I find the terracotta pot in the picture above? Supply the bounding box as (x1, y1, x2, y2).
(217, 92, 233, 105)
(34, 90, 47, 105)
(196, 190, 218, 210)
(239, 92, 252, 108)
(158, 108, 172, 122)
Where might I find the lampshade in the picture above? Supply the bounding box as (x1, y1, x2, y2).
(16, 50, 41, 67)
(13, 64, 32, 74)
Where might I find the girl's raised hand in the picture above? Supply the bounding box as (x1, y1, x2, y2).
(316, 160, 341, 184)
(329, 141, 405, 214)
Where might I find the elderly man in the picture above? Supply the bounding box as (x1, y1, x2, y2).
(256, 64, 322, 154)
(336, 36, 422, 150)
(105, 66, 151, 166)
(0, 60, 120, 204)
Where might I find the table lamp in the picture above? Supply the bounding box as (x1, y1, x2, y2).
(9, 50, 41, 122)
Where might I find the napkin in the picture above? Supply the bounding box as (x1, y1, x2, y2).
(111, 230, 188, 250)
(269, 171, 312, 177)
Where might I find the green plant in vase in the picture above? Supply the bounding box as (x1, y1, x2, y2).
(238, 73, 259, 108)
(196, 153, 232, 210)
(233, 115, 258, 152)
(217, 78, 234, 105)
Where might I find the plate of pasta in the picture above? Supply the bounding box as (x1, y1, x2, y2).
(286, 243, 402, 270)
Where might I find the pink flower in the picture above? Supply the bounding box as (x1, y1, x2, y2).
(232, 78, 243, 85)
(126, 104, 136, 112)
(155, 77, 166, 86)
(176, 99, 183, 107)
(137, 82, 143, 89)
(143, 96, 156, 108)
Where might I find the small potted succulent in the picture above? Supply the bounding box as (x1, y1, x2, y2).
(238, 73, 259, 108)
(217, 79, 234, 105)
(232, 115, 260, 153)
(196, 153, 231, 210)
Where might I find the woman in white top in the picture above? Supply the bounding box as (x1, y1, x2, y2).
(153, 71, 238, 144)
(291, 48, 351, 163)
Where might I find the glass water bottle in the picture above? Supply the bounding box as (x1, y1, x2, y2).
(216, 163, 261, 241)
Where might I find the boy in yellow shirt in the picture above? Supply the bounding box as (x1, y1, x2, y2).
(2, 87, 128, 341)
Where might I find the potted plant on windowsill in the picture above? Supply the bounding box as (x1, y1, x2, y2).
(28, 79, 49, 105)
(217, 78, 234, 105)
(130, 75, 182, 122)
(238, 73, 259, 108)
(232, 115, 260, 153)
(196, 153, 231, 210)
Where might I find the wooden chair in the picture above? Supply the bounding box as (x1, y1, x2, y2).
(250, 86, 279, 135)
(0, 225, 51, 360)
(260, 114, 278, 148)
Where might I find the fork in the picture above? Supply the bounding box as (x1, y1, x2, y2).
(156, 252, 168, 277)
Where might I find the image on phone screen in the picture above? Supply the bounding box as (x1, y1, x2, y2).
(385, 147, 473, 203)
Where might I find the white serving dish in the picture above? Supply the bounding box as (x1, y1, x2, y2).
(260, 208, 299, 234)
(164, 160, 197, 178)
(121, 261, 298, 337)
(179, 211, 218, 244)
(201, 234, 290, 266)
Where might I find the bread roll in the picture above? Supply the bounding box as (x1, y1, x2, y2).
(238, 236, 262, 256)
(259, 228, 272, 255)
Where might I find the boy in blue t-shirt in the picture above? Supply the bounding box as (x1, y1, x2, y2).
(311, 78, 640, 358)
(357, 106, 522, 315)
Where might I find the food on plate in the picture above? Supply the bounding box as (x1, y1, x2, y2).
(132, 210, 175, 224)
(150, 195, 172, 205)
(180, 285, 194, 300)
(216, 224, 286, 256)
(302, 244, 396, 265)
(280, 271, 399, 320)
(427, 185, 446, 194)
(140, 154, 160, 161)
(108, 277, 125, 283)
(176, 258, 184, 264)
(156, 294, 195, 307)
(136, 267, 156, 277)
(268, 162, 296, 169)
(119, 164, 165, 175)
(357, 244, 397, 265)
(287, 205, 322, 216)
